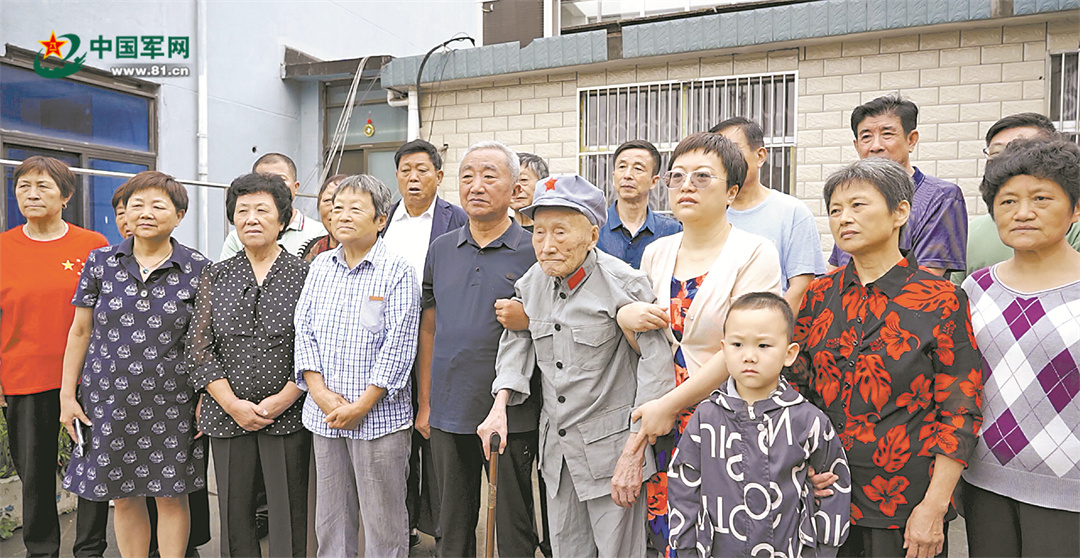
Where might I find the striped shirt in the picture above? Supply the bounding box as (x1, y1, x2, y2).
(294, 238, 420, 440)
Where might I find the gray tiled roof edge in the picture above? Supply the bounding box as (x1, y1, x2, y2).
(381, 0, 1080, 88)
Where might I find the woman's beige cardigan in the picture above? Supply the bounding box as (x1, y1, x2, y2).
(639, 226, 783, 377)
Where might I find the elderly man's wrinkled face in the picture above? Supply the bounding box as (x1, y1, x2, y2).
(853, 113, 917, 168)
(396, 151, 443, 212)
(532, 207, 599, 278)
(460, 148, 515, 222)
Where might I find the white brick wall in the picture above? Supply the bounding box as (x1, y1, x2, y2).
(419, 17, 1079, 245)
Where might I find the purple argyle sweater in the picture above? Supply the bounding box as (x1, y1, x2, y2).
(962, 266, 1080, 512)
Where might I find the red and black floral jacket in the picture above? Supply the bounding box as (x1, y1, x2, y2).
(788, 256, 983, 529)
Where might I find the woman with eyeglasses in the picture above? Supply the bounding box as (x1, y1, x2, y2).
(615, 132, 781, 556)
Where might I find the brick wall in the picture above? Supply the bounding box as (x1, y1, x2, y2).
(420, 18, 1079, 250)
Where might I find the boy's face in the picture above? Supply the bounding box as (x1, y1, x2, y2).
(722, 308, 800, 403)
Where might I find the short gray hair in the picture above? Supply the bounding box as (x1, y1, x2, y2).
(518, 152, 549, 180)
(332, 174, 393, 219)
(823, 157, 914, 235)
(463, 141, 520, 183)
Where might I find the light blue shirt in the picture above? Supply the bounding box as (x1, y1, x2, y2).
(294, 238, 420, 440)
(726, 189, 825, 292)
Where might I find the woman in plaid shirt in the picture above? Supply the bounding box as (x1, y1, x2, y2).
(294, 175, 421, 558)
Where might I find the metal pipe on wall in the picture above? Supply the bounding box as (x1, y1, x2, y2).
(196, 0, 210, 255)
(407, 89, 420, 141)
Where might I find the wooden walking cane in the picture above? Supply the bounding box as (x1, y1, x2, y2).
(485, 432, 501, 558)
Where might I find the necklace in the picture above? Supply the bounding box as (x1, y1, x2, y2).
(135, 249, 173, 275)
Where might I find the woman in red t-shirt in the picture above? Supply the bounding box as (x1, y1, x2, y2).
(0, 156, 108, 557)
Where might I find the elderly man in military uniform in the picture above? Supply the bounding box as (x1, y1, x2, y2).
(478, 175, 673, 558)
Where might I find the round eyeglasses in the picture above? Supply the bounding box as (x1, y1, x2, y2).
(664, 170, 723, 190)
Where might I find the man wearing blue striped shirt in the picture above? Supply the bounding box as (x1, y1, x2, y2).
(294, 175, 421, 558)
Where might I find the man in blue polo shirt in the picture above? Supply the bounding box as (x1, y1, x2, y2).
(596, 140, 681, 268)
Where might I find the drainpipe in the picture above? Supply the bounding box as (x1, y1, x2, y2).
(386, 89, 420, 141)
(196, 0, 210, 255)
(544, 0, 557, 37)
(407, 90, 419, 141)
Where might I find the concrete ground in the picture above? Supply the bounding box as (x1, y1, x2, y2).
(0, 501, 440, 558)
(0, 452, 501, 558)
(2, 482, 968, 558)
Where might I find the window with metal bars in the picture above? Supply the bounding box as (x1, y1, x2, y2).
(1050, 51, 1079, 143)
(578, 72, 797, 211)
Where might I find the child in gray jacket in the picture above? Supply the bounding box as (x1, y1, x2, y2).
(668, 292, 850, 557)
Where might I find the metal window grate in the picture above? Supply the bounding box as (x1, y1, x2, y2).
(685, 75, 797, 140)
(582, 83, 683, 151)
(579, 72, 798, 210)
(1050, 51, 1079, 138)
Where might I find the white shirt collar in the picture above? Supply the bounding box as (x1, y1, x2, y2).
(392, 198, 437, 222)
(288, 208, 305, 231)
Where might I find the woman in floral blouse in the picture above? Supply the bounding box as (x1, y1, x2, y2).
(633, 157, 983, 558)
(790, 158, 983, 558)
(615, 133, 782, 556)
